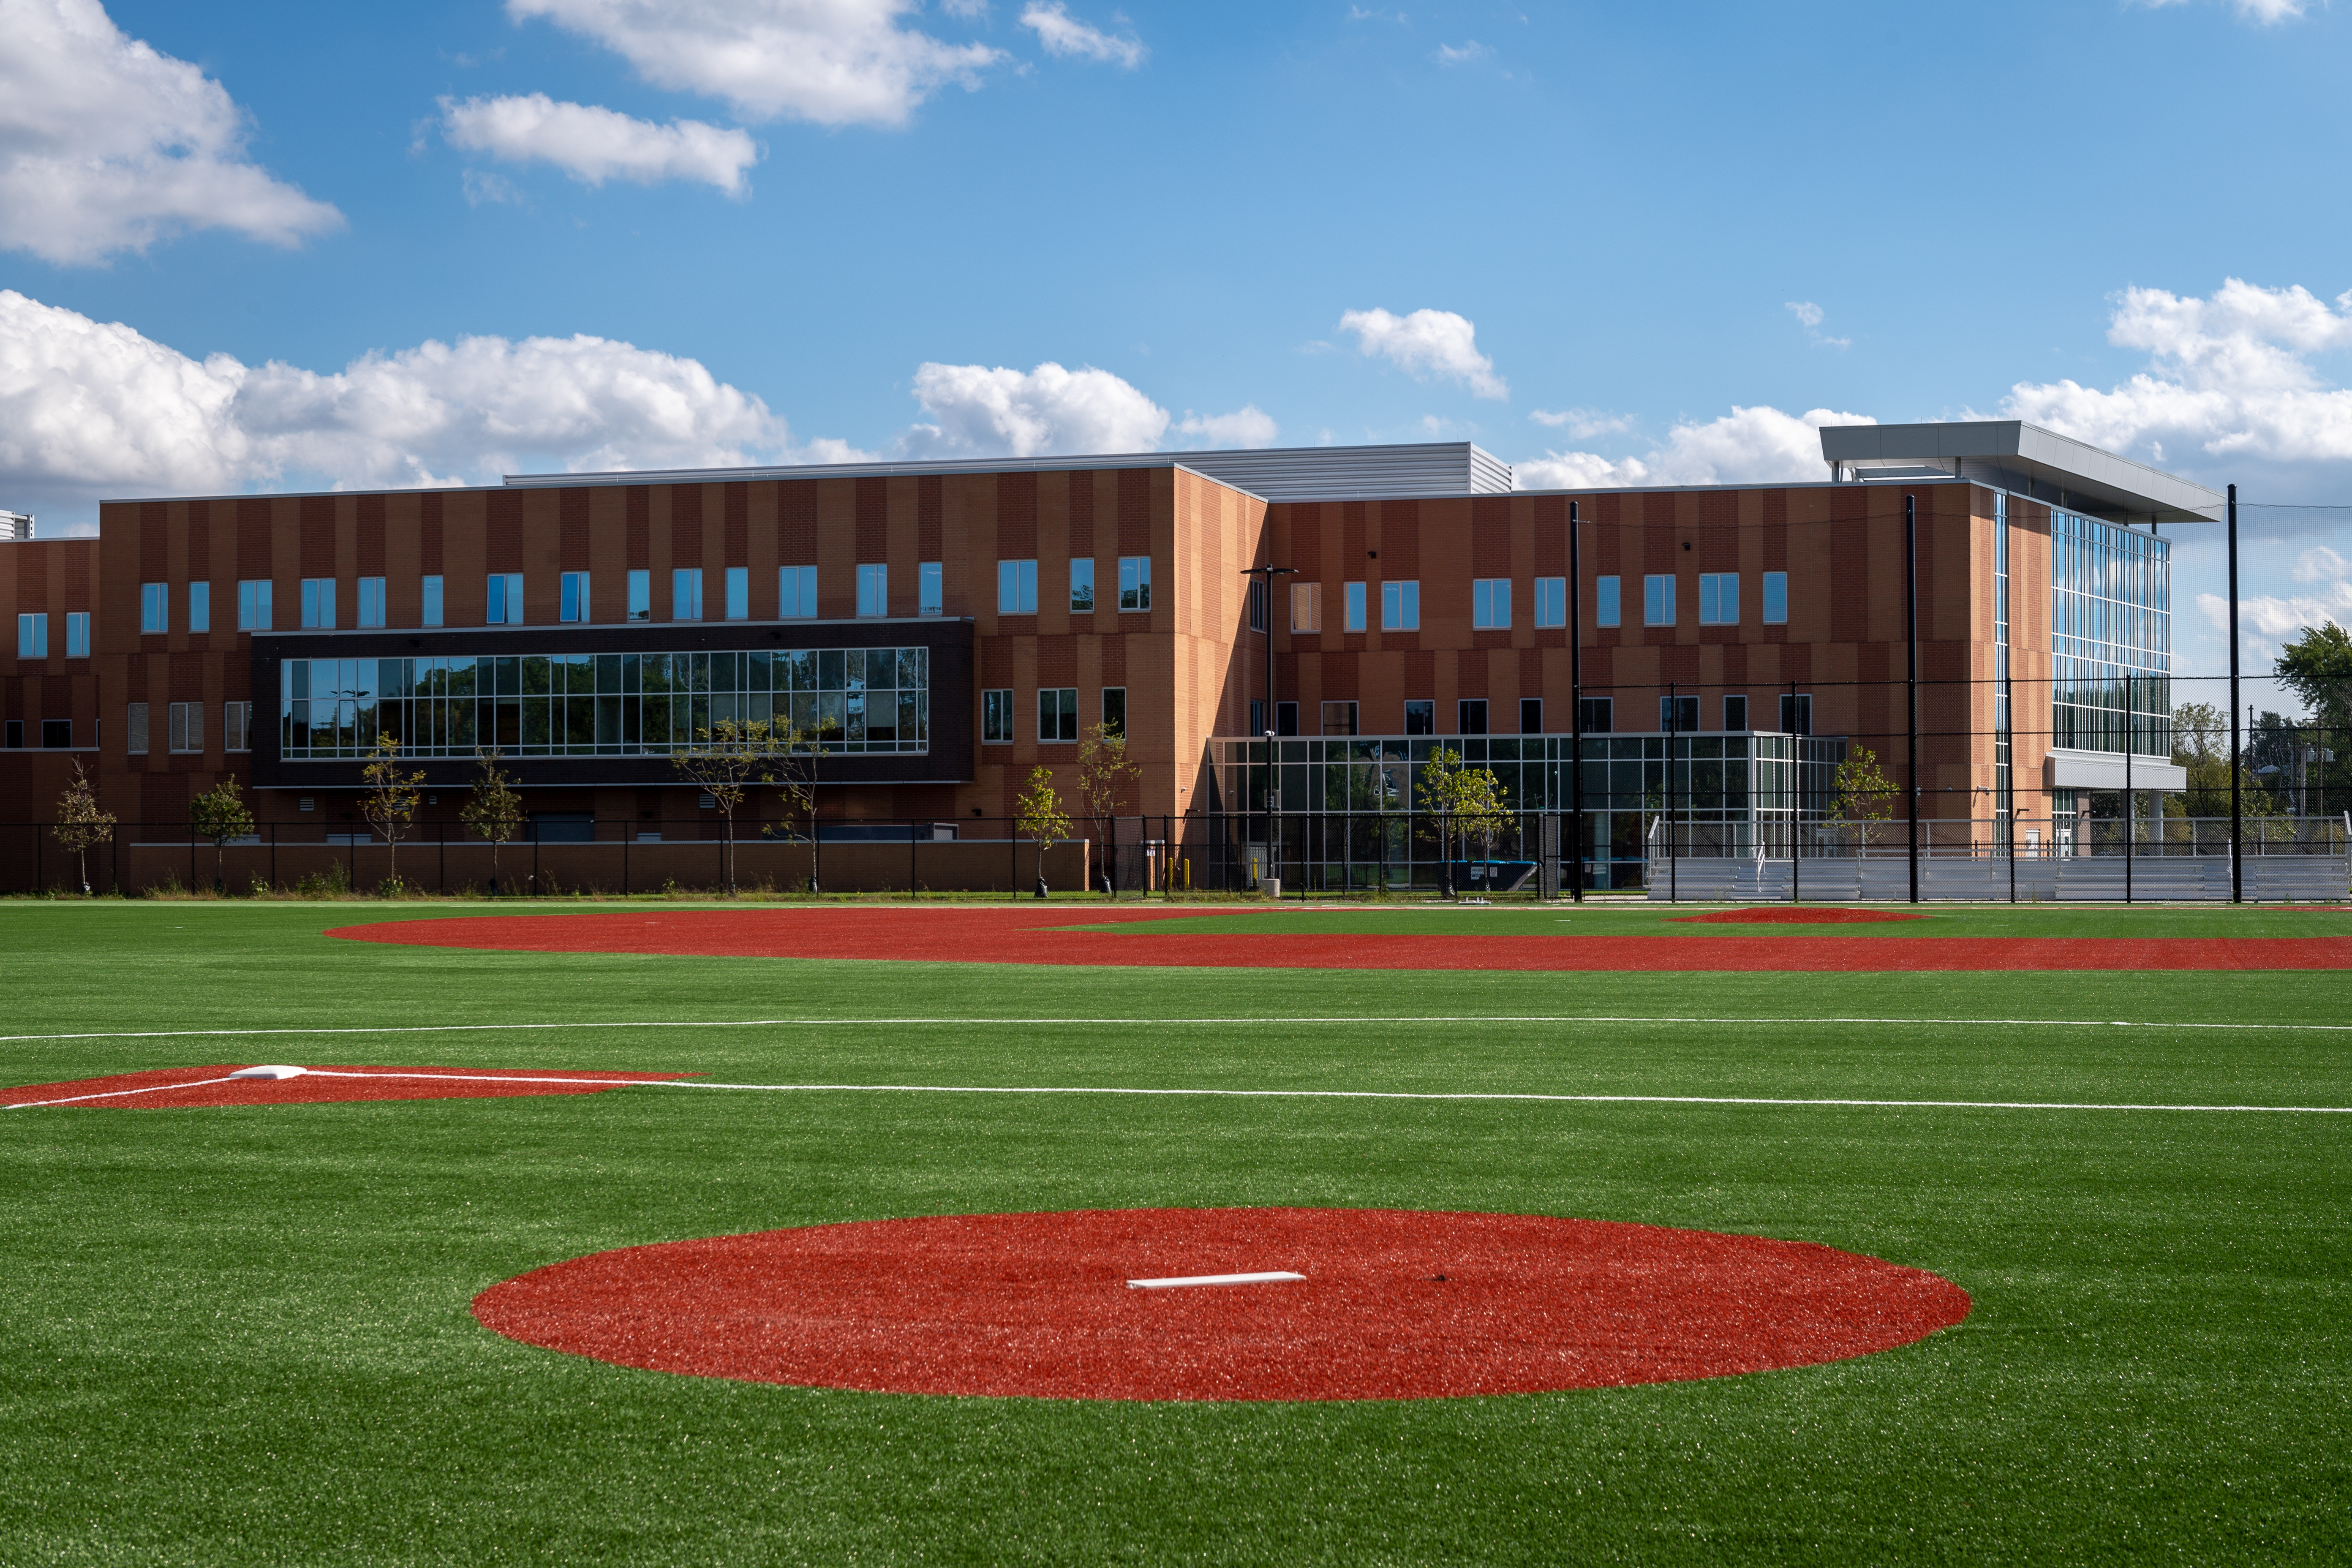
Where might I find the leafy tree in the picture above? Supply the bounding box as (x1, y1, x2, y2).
(360, 735, 425, 894)
(461, 749, 524, 896)
(1015, 764, 1071, 899)
(1076, 721, 1141, 897)
(1453, 766, 1515, 874)
(1415, 746, 1466, 897)
(51, 759, 114, 896)
(670, 718, 788, 896)
(762, 721, 826, 893)
(1833, 743, 1899, 847)
(2274, 622, 2352, 729)
(189, 778, 255, 895)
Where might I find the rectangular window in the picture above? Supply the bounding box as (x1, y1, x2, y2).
(1039, 686, 1078, 742)
(1643, 574, 1675, 627)
(1247, 580, 1267, 632)
(1344, 581, 1367, 632)
(1659, 695, 1699, 732)
(1290, 581, 1320, 633)
(238, 579, 272, 632)
(998, 559, 1038, 615)
(3, 720, 16, 748)
(1249, 698, 1266, 736)
(487, 572, 523, 626)
(225, 701, 251, 753)
(65, 611, 89, 658)
(779, 564, 816, 619)
(355, 576, 384, 629)
(169, 700, 205, 754)
(1472, 578, 1511, 630)
(188, 583, 210, 634)
(983, 688, 1015, 743)
(1458, 698, 1489, 735)
(42, 719, 70, 749)
(300, 577, 336, 630)
(1321, 700, 1359, 736)
(560, 572, 588, 624)
(1699, 572, 1739, 626)
(1070, 558, 1095, 612)
(857, 564, 887, 618)
(626, 570, 649, 623)
(1520, 697, 1543, 734)
(421, 576, 443, 628)
(1101, 686, 1126, 738)
(672, 568, 702, 621)
(1381, 580, 1420, 630)
(1534, 577, 1565, 629)
(920, 561, 942, 615)
(141, 582, 168, 634)
(1276, 701, 1298, 737)
(725, 566, 749, 621)
(1762, 570, 1788, 626)
(1723, 695, 1749, 732)
(1403, 699, 1435, 735)
(126, 702, 148, 754)
(1595, 575, 1621, 628)
(1577, 697, 1612, 734)
(1118, 556, 1151, 611)
(17, 612, 46, 658)
(1780, 693, 1812, 735)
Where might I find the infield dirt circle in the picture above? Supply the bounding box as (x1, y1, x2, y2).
(472, 1207, 1972, 1401)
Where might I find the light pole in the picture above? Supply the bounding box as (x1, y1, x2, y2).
(1241, 564, 1296, 894)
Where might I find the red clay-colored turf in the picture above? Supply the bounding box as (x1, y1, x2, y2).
(1669, 906, 1927, 924)
(471, 1207, 1972, 1402)
(333, 907, 2352, 971)
(0, 1065, 688, 1111)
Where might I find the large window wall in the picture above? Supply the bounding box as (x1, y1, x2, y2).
(278, 646, 931, 760)
(2050, 509, 2170, 756)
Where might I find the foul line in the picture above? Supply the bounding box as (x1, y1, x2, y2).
(3, 1012, 2352, 1047)
(3, 1075, 242, 1110)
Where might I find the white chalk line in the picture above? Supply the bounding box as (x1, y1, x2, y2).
(11, 1067, 2350, 1116)
(2, 1075, 243, 1110)
(4, 1012, 2352, 1048)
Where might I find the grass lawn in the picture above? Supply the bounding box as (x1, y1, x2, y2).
(1, 900, 2347, 1565)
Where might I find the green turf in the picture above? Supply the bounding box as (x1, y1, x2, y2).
(1072, 903, 2352, 936)
(2, 902, 2348, 1565)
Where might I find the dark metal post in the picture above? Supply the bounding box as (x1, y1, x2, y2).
(2228, 484, 2242, 902)
(1788, 681, 1800, 904)
(1667, 680, 1678, 903)
(1905, 493, 1920, 904)
(1568, 501, 1584, 902)
(2124, 675, 2135, 904)
(912, 818, 919, 900)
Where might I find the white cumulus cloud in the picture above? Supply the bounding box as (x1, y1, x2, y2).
(1530, 408, 1634, 438)
(0, 288, 845, 525)
(1019, 3, 1146, 68)
(0, 0, 343, 264)
(899, 361, 1169, 458)
(1176, 406, 1279, 448)
(1515, 406, 1875, 490)
(1338, 307, 1508, 400)
(506, 0, 1004, 128)
(441, 94, 760, 193)
(2137, 0, 2309, 22)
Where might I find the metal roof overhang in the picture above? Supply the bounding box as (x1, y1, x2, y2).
(1819, 421, 2224, 524)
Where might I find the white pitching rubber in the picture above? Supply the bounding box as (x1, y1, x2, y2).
(229, 1065, 308, 1080)
(1126, 1271, 1306, 1290)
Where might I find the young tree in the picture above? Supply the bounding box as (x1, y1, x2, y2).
(52, 759, 115, 896)
(1452, 766, 1515, 887)
(360, 734, 425, 894)
(188, 778, 255, 895)
(1076, 721, 1141, 897)
(764, 721, 825, 894)
(670, 718, 784, 897)
(1834, 743, 1899, 848)
(461, 749, 525, 896)
(1015, 764, 1071, 899)
(1415, 746, 1467, 897)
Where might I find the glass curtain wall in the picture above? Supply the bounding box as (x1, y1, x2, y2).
(2050, 510, 2170, 757)
(279, 646, 931, 760)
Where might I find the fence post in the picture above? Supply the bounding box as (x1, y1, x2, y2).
(1905, 492, 1920, 905)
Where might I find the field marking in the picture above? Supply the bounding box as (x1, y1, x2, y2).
(1127, 1271, 1306, 1290)
(4, 1012, 2352, 1047)
(15, 1066, 2349, 1116)
(4, 1075, 242, 1109)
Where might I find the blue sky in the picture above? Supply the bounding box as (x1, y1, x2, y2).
(2, 0, 2348, 696)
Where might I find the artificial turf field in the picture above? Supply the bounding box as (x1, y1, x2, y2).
(2, 900, 2348, 1565)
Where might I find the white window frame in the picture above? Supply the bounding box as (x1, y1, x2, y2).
(779, 564, 817, 619)
(672, 568, 702, 622)
(1533, 577, 1565, 629)
(1038, 686, 1078, 743)
(238, 579, 273, 632)
(1763, 570, 1788, 625)
(1699, 572, 1739, 626)
(300, 577, 335, 630)
(1643, 574, 1675, 627)
(1381, 580, 1420, 631)
(1069, 558, 1095, 612)
(559, 572, 588, 624)
(1118, 556, 1151, 611)
(857, 563, 889, 618)
(126, 702, 149, 755)
(1595, 575, 1620, 628)
(487, 572, 523, 626)
(1659, 695, 1699, 733)
(169, 700, 204, 754)
(1472, 578, 1511, 630)
(358, 575, 387, 629)
(65, 611, 89, 658)
(999, 559, 1038, 615)
(140, 582, 168, 634)
(982, 688, 1014, 743)
(1458, 698, 1489, 735)
(17, 612, 46, 658)
(225, 701, 251, 753)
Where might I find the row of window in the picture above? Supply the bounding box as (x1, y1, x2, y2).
(16, 612, 91, 659)
(1274, 572, 1791, 633)
(995, 557, 1153, 615)
(109, 701, 255, 755)
(1247, 693, 1815, 738)
(982, 687, 1129, 744)
(132, 566, 961, 634)
(3, 719, 76, 748)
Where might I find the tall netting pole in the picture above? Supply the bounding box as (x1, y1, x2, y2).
(2229, 484, 2243, 904)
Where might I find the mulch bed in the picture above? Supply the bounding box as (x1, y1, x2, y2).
(1670, 907, 1927, 924)
(0, 1064, 686, 1111)
(334, 908, 2352, 972)
(472, 1207, 1971, 1401)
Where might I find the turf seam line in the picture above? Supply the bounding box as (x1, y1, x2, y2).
(6, 1013, 2352, 1044)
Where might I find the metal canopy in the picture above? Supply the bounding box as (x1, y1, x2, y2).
(1819, 421, 2224, 523)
